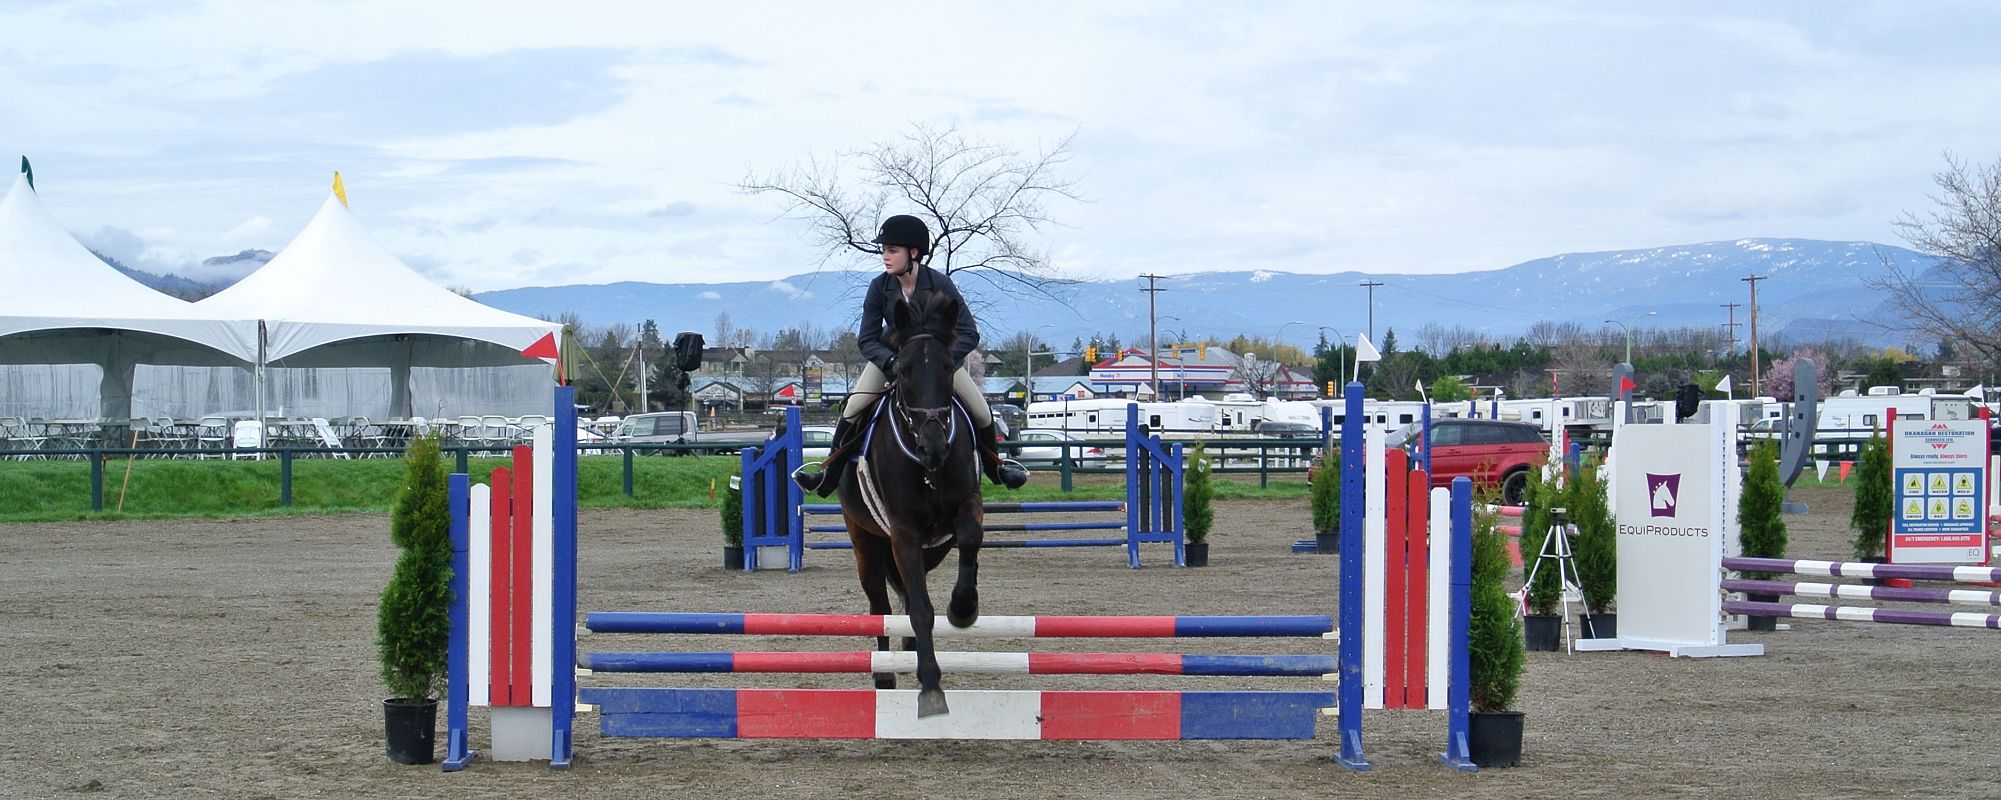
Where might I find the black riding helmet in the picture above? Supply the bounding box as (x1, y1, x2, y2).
(872, 214, 930, 256)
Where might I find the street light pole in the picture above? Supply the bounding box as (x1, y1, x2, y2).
(1273, 320, 1304, 399)
(1602, 311, 1657, 364)
(1317, 326, 1345, 394)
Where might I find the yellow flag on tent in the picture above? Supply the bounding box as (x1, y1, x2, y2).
(332, 171, 348, 207)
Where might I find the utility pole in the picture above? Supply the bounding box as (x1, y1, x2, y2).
(1719, 302, 1741, 358)
(1741, 276, 1765, 397)
(1359, 280, 1384, 342)
(634, 324, 649, 413)
(1141, 274, 1166, 401)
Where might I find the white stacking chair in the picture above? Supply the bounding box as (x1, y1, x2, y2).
(479, 415, 513, 453)
(195, 416, 232, 459)
(514, 415, 549, 443)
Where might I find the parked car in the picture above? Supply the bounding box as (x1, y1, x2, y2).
(1309, 418, 1547, 505)
(799, 425, 835, 460)
(1010, 428, 1108, 467)
(616, 411, 770, 453)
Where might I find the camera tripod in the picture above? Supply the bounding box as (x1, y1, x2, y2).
(1519, 506, 1596, 654)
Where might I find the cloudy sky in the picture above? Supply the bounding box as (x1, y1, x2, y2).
(3, 1, 1998, 291)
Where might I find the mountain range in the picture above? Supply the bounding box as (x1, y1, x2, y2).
(99, 237, 1936, 351)
(467, 238, 1937, 351)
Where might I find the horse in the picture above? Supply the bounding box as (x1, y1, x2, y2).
(834, 291, 985, 718)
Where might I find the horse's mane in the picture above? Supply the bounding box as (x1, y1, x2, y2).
(889, 291, 961, 354)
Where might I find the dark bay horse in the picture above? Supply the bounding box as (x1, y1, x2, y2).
(835, 292, 984, 717)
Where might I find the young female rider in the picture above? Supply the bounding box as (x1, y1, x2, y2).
(793, 214, 1030, 496)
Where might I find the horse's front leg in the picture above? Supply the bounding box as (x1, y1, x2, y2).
(889, 536, 947, 717)
(852, 533, 898, 691)
(948, 505, 983, 629)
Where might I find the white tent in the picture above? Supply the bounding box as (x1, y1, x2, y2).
(0, 173, 258, 420)
(197, 191, 561, 420)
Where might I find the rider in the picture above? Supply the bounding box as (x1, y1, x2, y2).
(793, 214, 1030, 496)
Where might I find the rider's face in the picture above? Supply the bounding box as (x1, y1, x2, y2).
(882, 245, 917, 275)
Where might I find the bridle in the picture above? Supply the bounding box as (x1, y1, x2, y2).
(886, 334, 959, 456)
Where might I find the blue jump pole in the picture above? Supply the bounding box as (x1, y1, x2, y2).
(1335, 380, 1368, 771)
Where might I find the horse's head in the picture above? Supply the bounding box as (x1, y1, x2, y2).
(887, 292, 963, 470)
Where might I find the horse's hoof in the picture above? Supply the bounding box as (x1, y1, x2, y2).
(949, 591, 978, 628)
(917, 688, 949, 718)
(873, 672, 896, 690)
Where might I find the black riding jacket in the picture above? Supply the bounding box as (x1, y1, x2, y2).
(856, 265, 981, 372)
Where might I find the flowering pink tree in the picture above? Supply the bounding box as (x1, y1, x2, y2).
(1762, 347, 1833, 401)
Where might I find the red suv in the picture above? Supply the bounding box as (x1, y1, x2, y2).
(1399, 419, 1547, 504)
(1310, 418, 1548, 505)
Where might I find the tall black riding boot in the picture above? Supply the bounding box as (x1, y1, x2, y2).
(792, 416, 860, 498)
(976, 422, 1029, 489)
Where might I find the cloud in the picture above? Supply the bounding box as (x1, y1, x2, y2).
(220, 215, 273, 246)
(699, 290, 721, 301)
(230, 47, 641, 140)
(768, 280, 811, 299)
(646, 202, 697, 219)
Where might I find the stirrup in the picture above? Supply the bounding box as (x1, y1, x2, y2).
(790, 461, 827, 490)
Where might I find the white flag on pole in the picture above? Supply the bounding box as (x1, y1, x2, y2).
(1814, 460, 1830, 482)
(1715, 374, 1733, 394)
(1969, 383, 1987, 401)
(1354, 334, 1382, 363)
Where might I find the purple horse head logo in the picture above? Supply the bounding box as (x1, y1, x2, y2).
(1647, 473, 1681, 518)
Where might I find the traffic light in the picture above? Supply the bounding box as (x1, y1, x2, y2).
(1084, 345, 1098, 363)
(1326, 381, 1336, 397)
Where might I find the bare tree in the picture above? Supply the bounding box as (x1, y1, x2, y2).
(713, 311, 739, 349)
(1414, 323, 1491, 356)
(740, 124, 1084, 299)
(1525, 320, 1589, 352)
(1870, 152, 2001, 364)
(1232, 352, 1284, 399)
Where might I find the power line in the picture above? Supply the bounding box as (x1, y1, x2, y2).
(1720, 302, 1741, 357)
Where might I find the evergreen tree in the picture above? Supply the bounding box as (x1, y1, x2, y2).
(1469, 507, 1524, 713)
(1311, 447, 1341, 535)
(377, 434, 453, 701)
(1568, 459, 1616, 613)
(1184, 443, 1214, 544)
(1739, 440, 1789, 579)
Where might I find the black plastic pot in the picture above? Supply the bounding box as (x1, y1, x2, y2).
(1469, 711, 1525, 768)
(724, 545, 745, 570)
(1314, 532, 1338, 554)
(1744, 592, 1779, 631)
(383, 697, 438, 765)
(1582, 613, 1617, 639)
(1184, 541, 1209, 567)
(1523, 614, 1561, 651)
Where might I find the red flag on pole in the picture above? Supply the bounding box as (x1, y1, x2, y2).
(521, 332, 559, 360)
(1618, 375, 1637, 394)
(1839, 461, 1854, 483)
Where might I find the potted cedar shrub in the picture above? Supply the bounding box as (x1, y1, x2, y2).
(1183, 442, 1214, 566)
(1310, 445, 1341, 553)
(1517, 470, 1564, 651)
(1568, 460, 1618, 639)
(1848, 431, 1892, 585)
(1737, 439, 1790, 630)
(376, 433, 451, 765)
(721, 478, 745, 570)
(1469, 503, 1527, 767)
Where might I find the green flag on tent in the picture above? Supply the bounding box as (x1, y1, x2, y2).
(19, 157, 30, 189)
